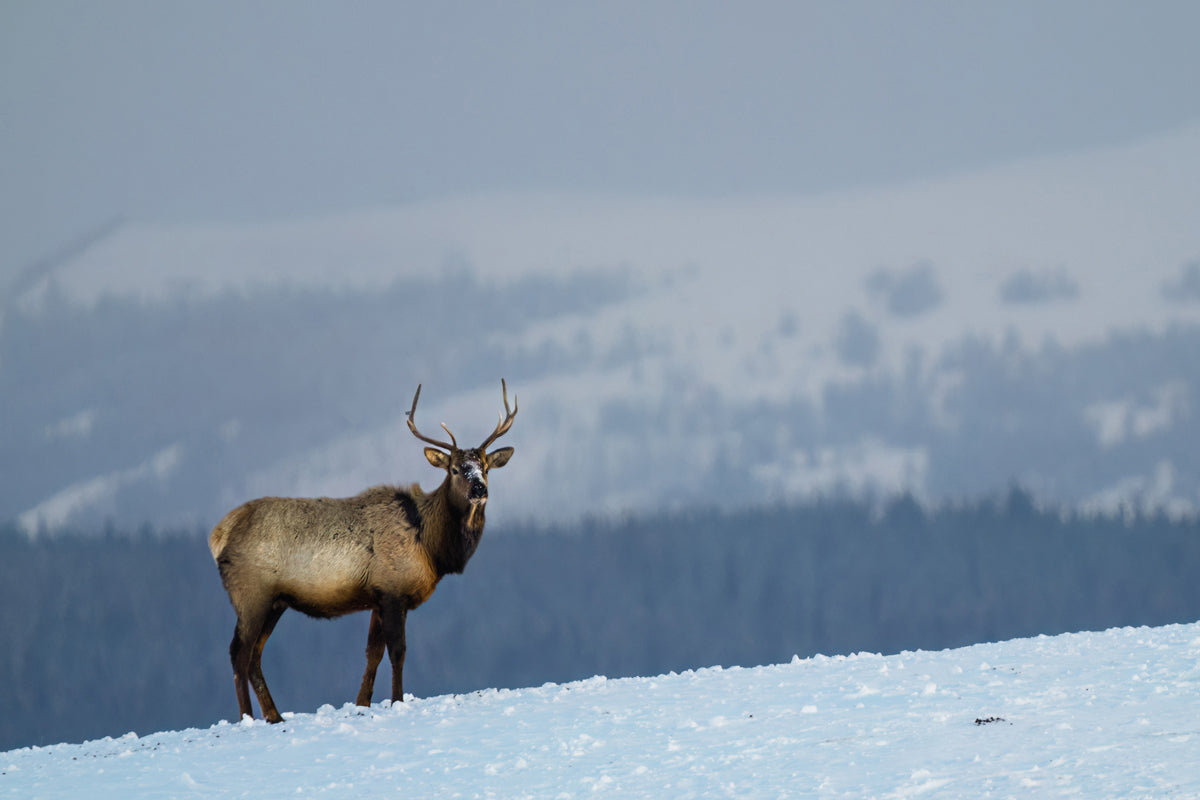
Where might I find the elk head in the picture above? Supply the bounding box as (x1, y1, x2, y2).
(407, 379, 517, 523)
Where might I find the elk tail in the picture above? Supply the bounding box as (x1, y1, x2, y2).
(208, 504, 253, 560)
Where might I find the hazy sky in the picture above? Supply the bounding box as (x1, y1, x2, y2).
(3, 1, 1199, 289)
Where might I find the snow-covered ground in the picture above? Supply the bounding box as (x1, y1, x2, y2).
(5, 623, 1198, 798)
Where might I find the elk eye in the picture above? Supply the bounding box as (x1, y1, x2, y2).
(451, 467, 459, 475)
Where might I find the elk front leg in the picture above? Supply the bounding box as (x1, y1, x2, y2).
(378, 599, 409, 703)
(356, 609, 385, 707)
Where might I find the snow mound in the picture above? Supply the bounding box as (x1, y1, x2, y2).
(4, 623, 1198, 797)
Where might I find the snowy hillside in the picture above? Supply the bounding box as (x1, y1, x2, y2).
(5, 124, 1200, 533)
(4, 623, 1198, 798)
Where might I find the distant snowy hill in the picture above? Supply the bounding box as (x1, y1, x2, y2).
(4, 623, 1199, 798)
(4, 124, 1200, 533)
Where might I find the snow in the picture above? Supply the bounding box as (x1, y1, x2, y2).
(18, 126, 1200, 361)
(41, 410, 97, 442)
(16, 443, 184, 537)
(754, 438, 930, 500)
(5, 623, 1199, 798)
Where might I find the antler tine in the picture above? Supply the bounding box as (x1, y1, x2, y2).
(407, 384, 456, 451)
(479, 378, 518, 450)
(439, 422, 458, 449)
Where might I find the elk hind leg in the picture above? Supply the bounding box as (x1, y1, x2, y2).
(229, 623, 256, 721)
(247, 602, 286, 723)
(356, 609, 385, 707)
(229, 603, 274, 721)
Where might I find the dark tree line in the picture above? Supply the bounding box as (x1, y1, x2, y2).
(2, 491, 1199, 751)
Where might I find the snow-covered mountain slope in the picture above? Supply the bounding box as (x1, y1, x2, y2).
(5, 124, 1200, 533)
(4, 623, 1198, 798)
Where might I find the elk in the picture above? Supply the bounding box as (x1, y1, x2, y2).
(209, 380, 517, 723)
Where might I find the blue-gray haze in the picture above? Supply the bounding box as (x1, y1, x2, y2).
(4, 1, 1200, 282)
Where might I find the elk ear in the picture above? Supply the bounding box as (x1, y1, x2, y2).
(424, 448, 452, 470)
(486, 447, 514, 469)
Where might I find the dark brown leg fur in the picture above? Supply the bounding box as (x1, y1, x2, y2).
(229, 627, 255, 721)
(379, 600, 409, 702)
(248, 604, 286, 723)
(356, 609, 386, 707)
(229, 601, 286, 723)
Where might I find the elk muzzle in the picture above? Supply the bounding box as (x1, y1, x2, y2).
(465, 477, 487, 528)
(462, 460, 488, 505)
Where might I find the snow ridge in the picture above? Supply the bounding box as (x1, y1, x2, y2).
(4, 623, 1199, 798)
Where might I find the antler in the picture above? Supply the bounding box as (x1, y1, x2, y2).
(406, 384, 457, 451)
(479, 378, 518, 451)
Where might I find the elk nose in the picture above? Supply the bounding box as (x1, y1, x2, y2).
(469, 482, 488, 502)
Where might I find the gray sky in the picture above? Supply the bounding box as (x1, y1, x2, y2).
(3, 1, 1200, 289)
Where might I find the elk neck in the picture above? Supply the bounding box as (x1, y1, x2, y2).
(414, 475, 486, 577)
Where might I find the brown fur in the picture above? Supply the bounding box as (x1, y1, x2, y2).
(210, 383, 515, 723)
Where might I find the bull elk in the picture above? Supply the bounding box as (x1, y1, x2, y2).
(209, 380, 517, 723)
